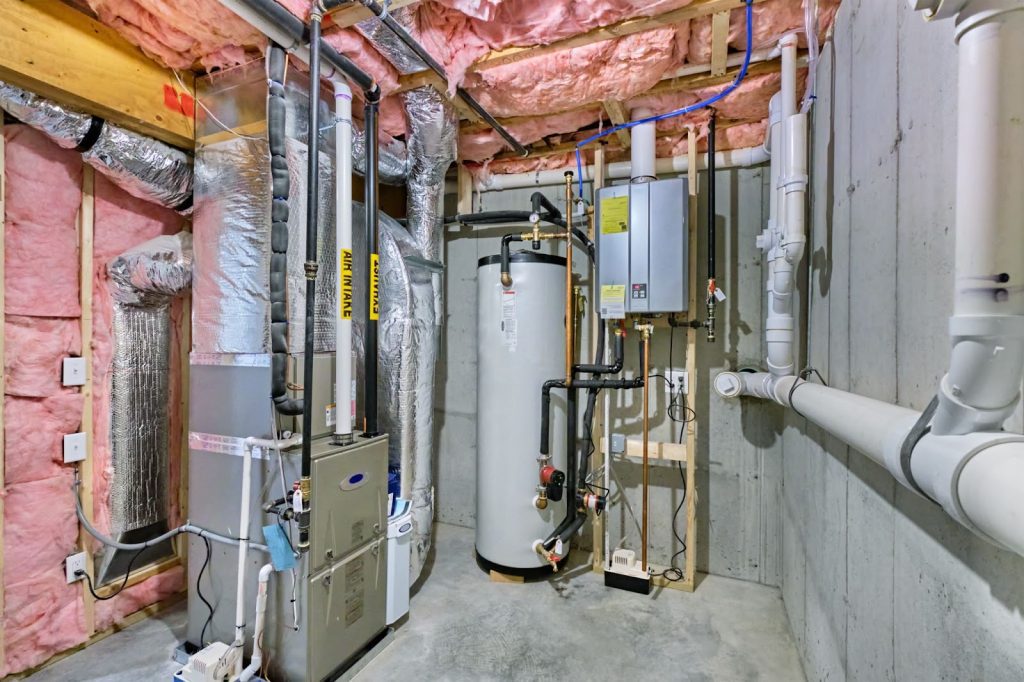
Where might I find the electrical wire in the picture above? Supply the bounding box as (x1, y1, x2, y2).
(197, 536, 215, 647)
(573, 0, 756, 195)
(659, 460, 688, 582)
(78, 546, 145, 601)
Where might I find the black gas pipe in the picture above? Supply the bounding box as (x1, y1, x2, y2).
(706, 112, 718, 342)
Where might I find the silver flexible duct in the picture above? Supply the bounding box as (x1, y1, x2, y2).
(102, 232, 192, 581)
(353, 119, 408, 185)
(403, 87, 458, 261)
(0, 81, 193, 212)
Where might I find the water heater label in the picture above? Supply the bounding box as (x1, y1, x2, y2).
(600, 284, 626, 319)
(599, 195, 629, 234)
(501, 290, 518, 351)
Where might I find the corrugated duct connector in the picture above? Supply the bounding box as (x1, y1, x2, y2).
(0, 81, 193, 212)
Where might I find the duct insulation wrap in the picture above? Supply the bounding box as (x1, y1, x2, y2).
(404, 87, 458, 262)
(351, 203, 440, 584)
(105, 231, 192, 538)
(355, 6, 428, 76)
(476, 253, 567, 571)
(353, 120, 408, 185)
(0, 81, 193, 211)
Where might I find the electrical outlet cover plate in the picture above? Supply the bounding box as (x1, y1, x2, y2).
(62, 357, 87, 386)
(666, 370, 688, 395)
(65, 552, 87, 583)
(63, 432, 87, 463)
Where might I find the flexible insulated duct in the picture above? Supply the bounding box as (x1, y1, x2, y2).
(100, 232, 193, 581)
(0, 81, 193, 212)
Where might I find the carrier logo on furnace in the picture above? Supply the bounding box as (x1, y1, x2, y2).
(340, 248, 353, 320)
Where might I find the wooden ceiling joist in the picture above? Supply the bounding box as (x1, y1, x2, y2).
(601, 100, 633, 148)
(0, 0, 194, 148)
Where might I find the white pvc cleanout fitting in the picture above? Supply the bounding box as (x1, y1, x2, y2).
(333, 79, 354, 441)
(630, 107, 657, 183)
(932, 4, 1024, 435)
(236, 563, 274, 682)
(471, 146, 769, 192)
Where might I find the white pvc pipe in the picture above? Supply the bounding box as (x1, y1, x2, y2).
(233, 435, 300, 675)
(236, 563, 274, 682)
(629, 108, 656, 182)
(932, 6, 1024, 434)
(333, 79, 355, 441)
(473, 146, 769, 192)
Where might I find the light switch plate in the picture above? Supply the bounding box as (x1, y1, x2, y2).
(62, 357, 87, 386)
(63, 432, 87, 463)
(65, 552, 87, 584)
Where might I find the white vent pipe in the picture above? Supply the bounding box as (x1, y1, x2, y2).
(718, 0, 1024, 558)
(333, 79, 355, 443)
(470, 146, 769, 192)
(630, 107, 657, 182)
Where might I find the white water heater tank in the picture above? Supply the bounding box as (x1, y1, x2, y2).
(476, 251, 567, 575)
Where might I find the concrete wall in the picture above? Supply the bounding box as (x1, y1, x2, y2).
(435, 167, 784, 584)
(774, 1, 1024, 678)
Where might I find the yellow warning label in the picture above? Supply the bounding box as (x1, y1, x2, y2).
(600, 284, 626, 318)
(600, 195, 629, 234)
(370, 253, 380, 321)
(340, 248, 353, 320)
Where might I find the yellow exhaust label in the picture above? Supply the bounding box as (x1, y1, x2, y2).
(370, 253, 380, 321)
(340, 248, 353, 320)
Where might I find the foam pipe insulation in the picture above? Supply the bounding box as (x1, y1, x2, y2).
(0, 81, 193, 212)
(102, 232, 193, 579)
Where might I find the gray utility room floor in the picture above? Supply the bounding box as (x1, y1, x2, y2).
(26, 524, 803, 681)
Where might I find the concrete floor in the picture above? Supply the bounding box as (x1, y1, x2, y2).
(27, 524, 803, 681)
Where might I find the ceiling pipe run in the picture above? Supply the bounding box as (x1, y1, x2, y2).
(717, 0, 1024, 558)
(469, 146, 770, 192)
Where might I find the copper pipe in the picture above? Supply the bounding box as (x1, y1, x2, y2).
(641, 325, 651, 571)
(564, 172, 575, 385)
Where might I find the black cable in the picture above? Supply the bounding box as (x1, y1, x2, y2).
(77, 546, 146, 601)
(660, 460, 688, 582)
(197, 536, 215, 647)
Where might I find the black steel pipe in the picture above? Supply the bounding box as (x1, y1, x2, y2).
(232, 0, 378, 97)
(708, 112, 717, 283)
(352, 0, 529, 156)
(363, 96, 381, 437)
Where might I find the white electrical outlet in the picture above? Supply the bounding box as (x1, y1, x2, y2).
(666, 370, 688, 395)
(63, 432, 87, 463)
(65, 552, 87, 584)
(62, 357, 87, 386)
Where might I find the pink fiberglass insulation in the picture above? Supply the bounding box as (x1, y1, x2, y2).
(91, 173, 185, 536)
(688, 0, 841, 63)
(1, 474, 85, 676)
(4, 126, 82, 318)
(4, 393, 85, 486)
(96, 565, 185, 632)
(4, 316, 82, 399)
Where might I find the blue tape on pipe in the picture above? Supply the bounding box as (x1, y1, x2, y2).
(263, 524, 297, 571)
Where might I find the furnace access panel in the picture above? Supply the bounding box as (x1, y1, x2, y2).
(596, 177, 688, 318)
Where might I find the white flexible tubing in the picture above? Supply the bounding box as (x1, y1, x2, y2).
(236, 563, 274, 682)
(472, 147, 769, 191)
(333, 78, 354, 440)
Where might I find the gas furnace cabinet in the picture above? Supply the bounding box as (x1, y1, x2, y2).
(186, 61, 388, 681)
(596, 178, 689, 317)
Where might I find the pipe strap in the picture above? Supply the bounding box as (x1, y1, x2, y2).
(899, 395, 940, 501)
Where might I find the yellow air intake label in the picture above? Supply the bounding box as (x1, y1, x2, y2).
(340, 248, 353, 320)
(600, 195, 629, 234)
(370, 253, 380, 321)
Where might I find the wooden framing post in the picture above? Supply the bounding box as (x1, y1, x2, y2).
(683, 127, 700, 589)
(0, 111, 7, 669)
(77, 164, 96, 636)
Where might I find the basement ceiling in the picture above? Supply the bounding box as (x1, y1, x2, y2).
(78, 0, 838, 174)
